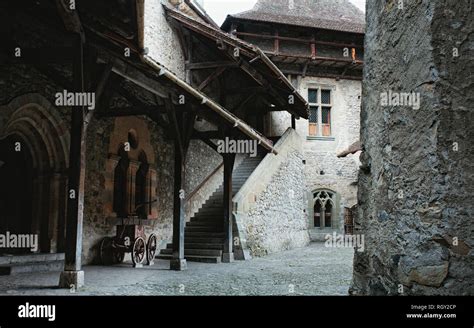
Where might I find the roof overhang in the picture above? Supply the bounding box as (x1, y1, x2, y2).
(136, 0, 277, 153)
(221, 14, 366, 36)
(163, 4, 309, 119)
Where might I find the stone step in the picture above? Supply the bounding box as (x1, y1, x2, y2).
(193, 213, 222, 219)
(205, 201, 223, 206)
(236, 168, 258, 172)
(233, 176, 250, 180)
(195, 210, 223, 216)
(156, 254, 221, 264)
(185, 232, 225, 237)
(185, 226, 223, 232)
(160, 248, 222, 257)
(192, 213, 222, 217)
(208, 194, 223, 198)
(185, 237, 225, 244)
(198, 205, 224, 210)
(237, 164, 260, 169)
(186, 221, 222, 227)
(0, 253, 65, 265)
(190, 217, 222, 222)
(235, 170, 255, 174)
(0, 260, 64, 275)
(166, 243, 224, 250)
(199, 198, 222, 203)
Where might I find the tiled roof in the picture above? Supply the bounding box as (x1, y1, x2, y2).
(224, 0, 365, 34)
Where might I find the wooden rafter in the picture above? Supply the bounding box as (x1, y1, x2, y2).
(198, 66, 227, 91)
(186, 61, 237, 70)
(98, 106, 165, 117)
(85, 60, 114, 123)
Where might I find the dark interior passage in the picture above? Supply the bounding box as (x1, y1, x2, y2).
(0, 135, 34, 254)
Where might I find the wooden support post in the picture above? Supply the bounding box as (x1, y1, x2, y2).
(257, 113, 264, 133)
(274, 29, 280, 54)
(59, 33, 86, 289)
(170, 137, 187, 270)
(222, 151, 235, 263)
(167, 103, 190, 271)
(311, 35, 317, 59)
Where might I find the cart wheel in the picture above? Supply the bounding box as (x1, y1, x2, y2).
(131, 237, 146, 266)
(113, 249, 125, 264)
(99, 237, 113, 265)
(146, 234, 157, 265)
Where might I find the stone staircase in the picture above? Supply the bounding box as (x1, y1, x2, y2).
(0, 253, 65, 275)
(157, 153, 264, 263)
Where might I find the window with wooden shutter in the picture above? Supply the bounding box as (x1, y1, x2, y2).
(309, 105, 318, 136)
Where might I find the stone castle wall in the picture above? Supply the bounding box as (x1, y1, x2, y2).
(352, 0, 474, 295)
(267, 77, 362, 232)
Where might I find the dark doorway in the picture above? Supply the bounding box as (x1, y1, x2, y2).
(0, 135, 34, 254)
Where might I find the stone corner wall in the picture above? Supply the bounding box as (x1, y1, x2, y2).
(234, 129, 310, 258)
(352, 0, 474, 295)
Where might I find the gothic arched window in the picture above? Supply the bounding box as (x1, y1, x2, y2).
(313, 190, 336, 228)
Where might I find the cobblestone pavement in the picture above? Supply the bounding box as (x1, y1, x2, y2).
(0, 243, 354, 296)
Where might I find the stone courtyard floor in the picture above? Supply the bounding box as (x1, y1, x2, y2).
(0, 243, 354, 296)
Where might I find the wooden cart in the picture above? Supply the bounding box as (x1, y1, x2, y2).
(99, 202, 158, 267)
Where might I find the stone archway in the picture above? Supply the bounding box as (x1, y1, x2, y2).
(0, 94, 70, 253)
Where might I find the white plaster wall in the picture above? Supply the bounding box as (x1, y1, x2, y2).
(144, 0, 186, 79)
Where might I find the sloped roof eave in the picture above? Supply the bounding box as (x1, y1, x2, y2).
(163, 5, 309, 119)
(223, 14, 365, 35)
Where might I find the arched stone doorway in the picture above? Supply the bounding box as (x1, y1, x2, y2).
(0, 135, 34, 252)
(0, 94, 69, 254)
